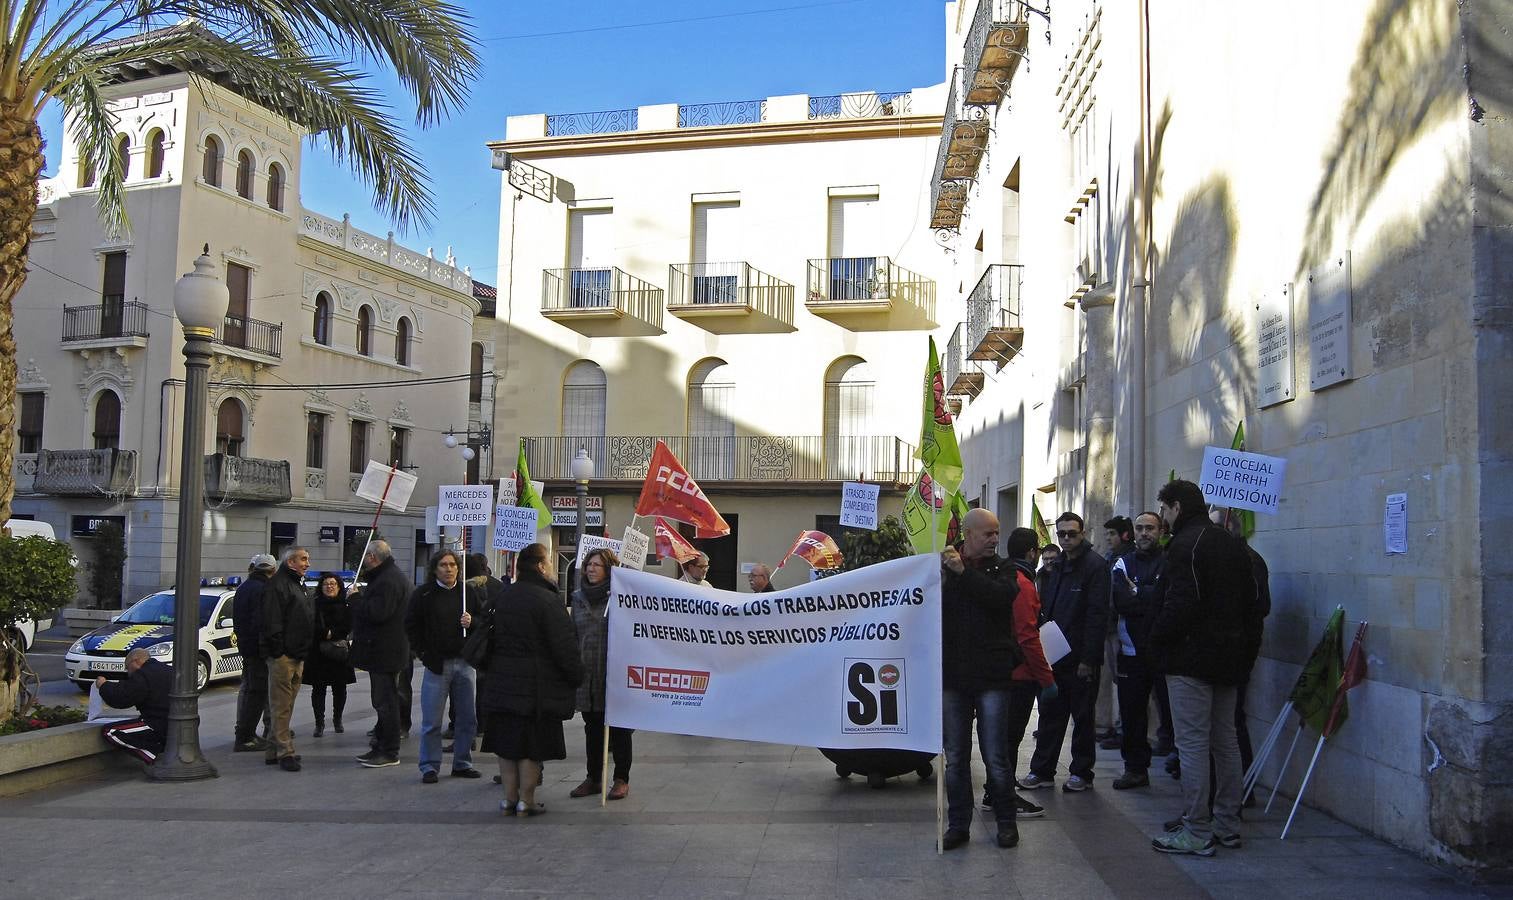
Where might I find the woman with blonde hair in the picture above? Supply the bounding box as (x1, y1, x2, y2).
(570, 546, 635, 801)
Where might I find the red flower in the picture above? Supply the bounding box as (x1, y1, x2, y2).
(27, 718, 47, 728)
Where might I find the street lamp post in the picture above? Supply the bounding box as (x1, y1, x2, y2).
(444, 426, 491, 553)
(152, 246, 226, 782)
(570, 447, 594, 593)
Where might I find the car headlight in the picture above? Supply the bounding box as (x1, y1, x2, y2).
(68, 638, 85, 655)
(148, 642, 174, 658)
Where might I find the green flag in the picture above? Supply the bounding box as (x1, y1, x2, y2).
(1289, 607, 1345, 735)
(515, 440, 551, 530)
(1229, 422, 1257, 539)
(904, 337, 965, 553)
(1031, 497, 1051, 547)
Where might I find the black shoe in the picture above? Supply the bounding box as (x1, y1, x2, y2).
(942, 829, 970, 851)
(1014, 796, 1046, 819)
(279, 756, 302, 772)
(422, 770, 439, 784)
(450, 767, 482, 779)
(361, 753, 401, 769)
(493, 775, 502, 784)
(1098, 735, 1122, 750)
(313, 721, 325, 738)
(442, 743, 454, 754)
(333, 719, 345, 734)
(233, 739, 263, 753)
(996, 827, 1019, 848)
(980, 789, 993, 811)
(356, 749, 386, 763)
(1112, 771, 1150, 790)
(264, 754, 301, 766)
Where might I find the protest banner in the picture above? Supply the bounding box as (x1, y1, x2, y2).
(840, 481, 880, 530)
(635, 440, 731, 537)
(493, 506, 539, 552)
(354, 461, 418, 511)
(605, 555, 942, 753)
(1198, 445, 1287, 515)
(621, 526, 651, 571)
(438, 484, 495, 527)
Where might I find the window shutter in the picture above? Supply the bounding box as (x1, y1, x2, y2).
(828, 196, 880, 258)
(569, 209, 612, 269)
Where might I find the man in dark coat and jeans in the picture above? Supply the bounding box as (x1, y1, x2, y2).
(1148, 480, 1260, 856)
(232, 553, 277, 752)
(940, 508, 1024, 851)
(260, 546, 313, 771)
(353, 540, 411, 769)
(1022, 511, 1110, 793)
(405, 549, 483, 783)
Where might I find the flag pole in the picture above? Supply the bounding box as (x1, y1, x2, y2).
(1281, 734, 1328, 839)
(600, 723, 612, 807)
(1266, 716, 1305, 813)
(1244, 699, 1293, 799)
(932, 482, 945, 855)
(351, 467, 397, 591)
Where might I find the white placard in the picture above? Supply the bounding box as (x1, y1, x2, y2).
(494, 506, 540, 552)
(576, 533, 623, 567)
(1198, 446, 1288, 515)
(605, 555, 942, 753)
(1384, 492, 1408, 555)
(354, 461, 418, 511)
(839, 481, 881, 530)
(1039, 620, 1072, 665)
(438, 484, 495, 527)
(1255, 283, 1295, 408)
(621, 526, 651, 571)
(498, 477, 516, 509)
(424, 506, 440, 545)
(1308, 254, 1353, 391)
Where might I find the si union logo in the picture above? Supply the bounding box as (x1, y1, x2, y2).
(842, 658, 908, 734)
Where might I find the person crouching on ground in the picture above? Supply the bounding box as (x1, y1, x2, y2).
(571, 547, 634, 801)
(97, 648, 172, 764)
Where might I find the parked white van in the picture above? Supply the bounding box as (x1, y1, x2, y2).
(3, 518, 63, 650)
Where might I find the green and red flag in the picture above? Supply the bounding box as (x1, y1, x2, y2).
(514, 440, 551, 529)
(1031, 497, 1051, 547)
(1289, 607, 1345, 735)
(1323, 622, 1368, 738)
(904, 337, 965, 553)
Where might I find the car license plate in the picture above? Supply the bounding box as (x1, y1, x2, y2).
(92, 659, 126, 671)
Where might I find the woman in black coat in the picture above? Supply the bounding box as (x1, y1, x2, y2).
(479, 543, 584, 816)
(304, 572, 356, 736)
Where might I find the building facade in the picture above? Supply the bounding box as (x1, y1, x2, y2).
(14, 65, 483, 602)
(486, 89, 949, 590)
(931, 0, 1511, 875)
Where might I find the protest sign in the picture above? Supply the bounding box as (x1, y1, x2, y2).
(354, 461, 418, 511)
(605, 555, 942, 753)
(840, 481, 880, 530)
(621, 526, 651, 571)
(438, 484, 495, 526)
(1198, 446, 1287, 515)
(494, 505, 538, 552)
(577, 533, 624, 567)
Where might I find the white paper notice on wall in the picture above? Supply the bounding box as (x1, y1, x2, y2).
(839, 481, 880, 530)
(1198, 446, 1287, 515)
(1384, 492, 1408, 555)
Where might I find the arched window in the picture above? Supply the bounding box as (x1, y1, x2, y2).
(93, 390, 122, 450)
(236, 149, 255, 199)
(78, 155, 96, 188)
(266, 162, 284, 211)
(147, 130, 165, 178)
(468, 342, 484, 401)
(216, 399, 245, 457)
(115, 134, 130, 181)
(687, 359, 734, 479)
(356, 306, 373, 356)
(202, 135, 222, 186)
(313, 292, 332, 346)
(823, 357, 874, 480)
(395, 317, 412, 366)
(562, 361, 606, 466)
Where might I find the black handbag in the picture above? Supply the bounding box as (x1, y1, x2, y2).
(461, 609, 493, 670)
(318, 639, 350, 662)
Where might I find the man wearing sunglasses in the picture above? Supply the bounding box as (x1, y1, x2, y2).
(1019, 512, 1110, 793)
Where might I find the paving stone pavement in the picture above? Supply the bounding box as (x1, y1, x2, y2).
(2, 674, 1494, 899)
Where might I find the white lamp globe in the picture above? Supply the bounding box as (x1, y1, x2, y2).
(174, 245, 229, 332)
(570, 447, 594, 482)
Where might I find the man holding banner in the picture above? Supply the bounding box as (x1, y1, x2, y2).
(940, 508, 1024, 851)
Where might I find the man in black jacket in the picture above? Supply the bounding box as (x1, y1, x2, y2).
(1021, 511, 1109, 793)
(1109, 512, 1166, 789)
(260, 546, 312, 771)
(353, 540, 411, 769)
(939, 508, 1023, 851)
(405, 549, 483, 783)
(232, 554, 277, 752)
(98, 648, 172, 764)
(1148, 480, 1259, 856)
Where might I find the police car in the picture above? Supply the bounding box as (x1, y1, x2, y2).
(64, 577, 245, 693)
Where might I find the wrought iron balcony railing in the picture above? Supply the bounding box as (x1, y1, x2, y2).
(541, 267, 664, 326)
(805, 257, 935, 317)
(945, 323, 983, 398)
(667, 262, 794, 321)
(204, 453, 292, 503)
(678, 99, 766, 127)
(32, 448, 137, 496)
(524, 435, 918, 485)
(930, 67, 992, 231)
(807, 91, 913, 120)
(962, 0, 1033, 107)
(546, 107, 638, 136)
(965, 263, 1024, 364)
(541, 90, 916, 137)
(213, 315, 283, 358)
(62, 297, 151, 343)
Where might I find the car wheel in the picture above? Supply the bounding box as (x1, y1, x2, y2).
(195, 654, 211, 692)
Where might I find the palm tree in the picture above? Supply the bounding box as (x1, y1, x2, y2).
(0, 1, 480, 526)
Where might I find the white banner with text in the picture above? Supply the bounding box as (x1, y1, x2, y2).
(605, 555, 942, 752)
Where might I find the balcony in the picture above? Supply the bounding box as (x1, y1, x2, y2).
(667, 262, 793, 324)
(524, 435, 918, 487)
(962, 0, 1033, 108)
(61, 298, 150, 350)
(805, 257, 935, 318)
(945, 324, 983, 398)
(204, 454, 292, 504)
(541, 90, 916, 137)
(965, 263, 1024, 366)
(930, 67, 992, 231)
(541, 267, 664, 328)
(213, 315, 283, 361)
(32, 448, 137, 496)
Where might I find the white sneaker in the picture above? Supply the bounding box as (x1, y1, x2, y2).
(1062, 775, 1092, 792)
(1016, 773, 1053, 790)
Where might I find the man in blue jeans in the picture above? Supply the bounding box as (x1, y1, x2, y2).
(404, 549, 483, 783)
(940, 508, 1025, 850)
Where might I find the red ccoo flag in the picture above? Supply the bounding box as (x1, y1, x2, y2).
(777, 530, 844, 571)
(635, 440, 731, 538)
(1323, 621, 1368, 738)
(653, 517, 702, 564)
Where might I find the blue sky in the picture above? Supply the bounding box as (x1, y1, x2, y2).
(41, 0, 945, 287)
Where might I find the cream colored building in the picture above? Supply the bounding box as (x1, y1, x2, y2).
(487, 89, 951, 590)
(933, 0, 1511, 876)
(13, 59, 487, 603)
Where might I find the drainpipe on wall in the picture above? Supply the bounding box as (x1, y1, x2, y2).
(1130, 0, 1153, 508)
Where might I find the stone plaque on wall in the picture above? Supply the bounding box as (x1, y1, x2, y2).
(1255, 283, 1295, 407)
(1308, 253, 1353, 391)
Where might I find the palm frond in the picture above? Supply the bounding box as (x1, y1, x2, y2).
(50, 60, 129, 237)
